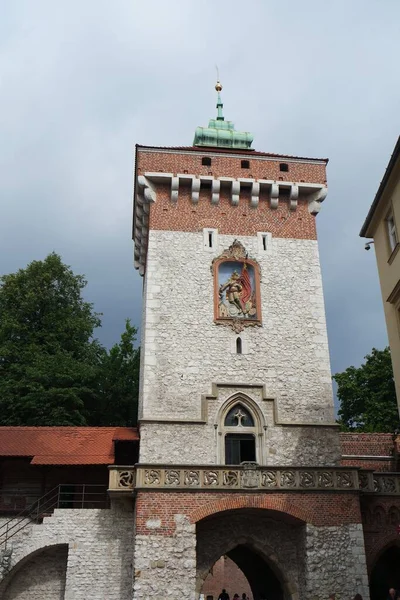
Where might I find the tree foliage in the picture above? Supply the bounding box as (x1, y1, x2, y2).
(334, 347, 400, 432)
(0, 254, 139, 426)
(89, 320, 140, 426)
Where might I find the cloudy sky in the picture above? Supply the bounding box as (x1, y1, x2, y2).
(1, 0, 399, 399)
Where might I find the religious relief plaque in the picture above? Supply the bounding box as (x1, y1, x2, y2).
(212, 240, 262, 332)
(240, 462, 260, 488)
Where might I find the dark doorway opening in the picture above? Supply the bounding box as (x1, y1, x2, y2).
(370, 545, 400, 600)
(114, 440, 138, 465)
(201, 545, 284, 600)
(225, 434, 255, 464)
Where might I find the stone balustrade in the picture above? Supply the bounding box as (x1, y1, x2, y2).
(108, 466, 136, 494)
(108, 464, 400, 495)
(359, 471, 400, 494)
(135, 464, 359, 491)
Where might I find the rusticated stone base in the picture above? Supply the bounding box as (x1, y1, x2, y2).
(133, 514, 196, 600)
(305, 523, 370, 599)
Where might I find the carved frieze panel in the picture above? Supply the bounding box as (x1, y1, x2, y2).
(118, 470, 135, 489)
(110, 466, 400, 495)
(135, 465, 363, 492)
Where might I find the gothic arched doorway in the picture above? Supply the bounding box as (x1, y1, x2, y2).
(196, 508, 303, 600)
(200, 545, 283, 600)
(370, 544, 400, 600)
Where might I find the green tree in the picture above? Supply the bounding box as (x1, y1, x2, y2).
(334, 347, 400, 432)
(90, 320, 140, 426)
(0, 253, 102, 425)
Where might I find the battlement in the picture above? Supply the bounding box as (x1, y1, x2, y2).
(133, 145, 328, 274)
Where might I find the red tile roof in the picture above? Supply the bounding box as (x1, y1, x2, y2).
(0, 427, 139, 465)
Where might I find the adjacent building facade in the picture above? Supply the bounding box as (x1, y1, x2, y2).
(360, 136, 400, 409)
(0, 85, 400, 600)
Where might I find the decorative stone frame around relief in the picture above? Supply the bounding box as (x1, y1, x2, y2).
(212, 239, 262, 333)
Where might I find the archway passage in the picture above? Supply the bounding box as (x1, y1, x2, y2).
(196, 508, 302, 600)
(228, 545, 283, 600)
(201, 547, 283, 600)
(370, 545, 400, 600)
(2, 545, 68, 600)
(201, 555, 252, 600)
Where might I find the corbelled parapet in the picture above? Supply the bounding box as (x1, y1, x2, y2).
(133, 145, 328, 275)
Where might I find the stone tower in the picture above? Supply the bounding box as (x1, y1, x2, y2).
(131, 83, 369, 600)
(134, 81, 339, 467)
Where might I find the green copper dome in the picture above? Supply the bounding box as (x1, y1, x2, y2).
(193, 82, 253, 150)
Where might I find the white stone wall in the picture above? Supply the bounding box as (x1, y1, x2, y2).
(139, 383, 340, 466)
(3, 545, 67, 600)
(305, 523, 370, 599)
(139, 418, 340, 466)
(139, 230, 338, 465)
(133, 514, 197, 600)
(0, 507, 134, 600)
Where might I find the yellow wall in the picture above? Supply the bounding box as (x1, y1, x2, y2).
(371, 160, 400, 409)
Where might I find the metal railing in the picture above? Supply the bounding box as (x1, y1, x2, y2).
(0, 484, 108, 548)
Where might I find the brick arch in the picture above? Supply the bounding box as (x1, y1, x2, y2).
(388, 505, 400, 525)
(190, 494, 309, 524)
(367, 534, 400, 572)
(372, 504, 386, 527)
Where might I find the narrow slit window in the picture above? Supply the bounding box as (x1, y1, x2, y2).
(202, 156, 212, 166)
(262, 235, 267, 251)
(241, 160, 250, 169)
(204, 228, 217, 250)
(279, 163, 289, 172)
(236, 337, 242, 354)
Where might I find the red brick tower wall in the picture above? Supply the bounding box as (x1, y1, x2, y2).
(136, 146, 328, 241)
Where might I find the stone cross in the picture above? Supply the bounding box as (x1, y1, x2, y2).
(234, 409, 246, 426)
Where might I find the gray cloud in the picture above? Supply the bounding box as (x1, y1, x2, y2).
(1, 1, 398, 407)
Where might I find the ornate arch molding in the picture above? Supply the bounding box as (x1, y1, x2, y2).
(218, 392, 266, 428)
(216, 392, 267, 465)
